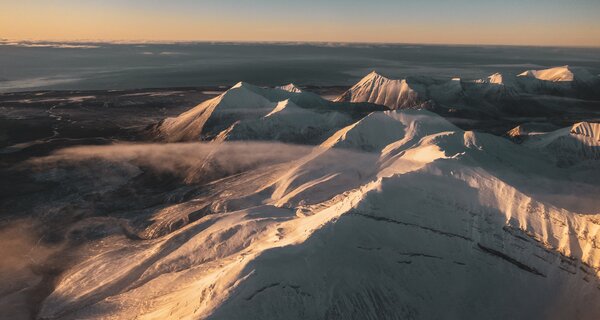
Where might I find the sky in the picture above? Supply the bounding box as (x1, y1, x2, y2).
(2, 0, 600, 47)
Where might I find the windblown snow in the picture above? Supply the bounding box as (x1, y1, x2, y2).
(33, 76, 600, 319)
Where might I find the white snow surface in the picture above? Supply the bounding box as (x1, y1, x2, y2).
(487, 72, 504, 84)
(215, 99, 352, 143)
(337, 67, 598, 112)
(523, 122, 600, 164)
(38, 106, 600, 319)
(334, 71, 427, 110)
(276, 83, 303, 93)
(517, 65, 598, 84)
(159, 82, 329, 142)
(507, 122, 560, 138)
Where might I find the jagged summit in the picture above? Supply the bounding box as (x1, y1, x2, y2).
(570, 122, 600, 141)
(523, 121, 600, 164)
(265, 99, 303, 117)
(321, 109, 457, 152)
(231, 81, 246, 89)
(158, 81, 345, 142)
(517, 65, 598, 85)
(475, 72, 504, 85)
(215, 97, 352, 144)
(488, 73, 503, 84)
(335, 71, 426, 110)
(518, 65, 575, 82)
(277, 83, 303, 93)
(507, 122, 560, 138)
(362, 70, 385, 81)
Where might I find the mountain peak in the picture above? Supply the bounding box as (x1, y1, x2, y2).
(277, 83, 303, 93)
(570, 122, 600, 141)
(336, 72, 427, 110)
(487, 73, 504, 84)
(518, 65, 574, 82)
(265, 99, 297, 117)
(363, 70, 386, 81)
(231, 81, 247, 89)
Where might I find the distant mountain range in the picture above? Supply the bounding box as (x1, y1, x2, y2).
(157, 65, 600, 144)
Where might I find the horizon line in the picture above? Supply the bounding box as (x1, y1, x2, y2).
(2, 38, 600, 50)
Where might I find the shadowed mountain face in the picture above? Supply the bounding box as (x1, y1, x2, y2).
(1, 66, 600, 319)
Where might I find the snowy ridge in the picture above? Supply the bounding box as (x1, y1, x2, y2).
(159, 82, 329, 142)
(334, 71, 427, 110)
(38, 108, 600, 319)
(159, 82, 275, 141)
(159, 66, 599, 143)
(518, 66, 576, 82)
(216, 99, 352, 143)
(507, 122, 560, 138)
(523, 122, 600, 164)
(468, 72, 521, 101)
(516, 65, 599, 91)
(276, 83, 303, 93)
(474, 73, 505, 85)
(265, 99, 303, 117)
(337, 67, 599, 113)
(516, 65, 599, 83)
(571, 122, 600, 141)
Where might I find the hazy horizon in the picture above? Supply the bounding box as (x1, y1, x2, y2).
(3, 38, 600, 49)
(2, 0, 600, 47)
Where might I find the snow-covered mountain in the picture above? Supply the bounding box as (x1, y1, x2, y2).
(334, 71, 430, 110)
(517, 65, 596, 84)
(515, 66, 599, 96)
(158, 82, 332, 142)
(276, 83, 303, 93)
(468, 72, 520, 100)
(506, 122, 560, 139)
(157, 67, 599, 144)
(336, 67, 599, 118)
(478, 72, 504, 85)
(335, 71, 515, 113)
(214, 99, 352, 144)
(523, 121, 600, 165)
(34, 105, 600, 319)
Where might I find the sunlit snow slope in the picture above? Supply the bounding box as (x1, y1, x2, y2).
(36, 96, 600, 319)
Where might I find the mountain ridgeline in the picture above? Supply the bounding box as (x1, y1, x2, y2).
(157, 65, 600, 144)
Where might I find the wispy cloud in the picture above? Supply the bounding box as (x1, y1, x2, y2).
(0, 76, 82, 92)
